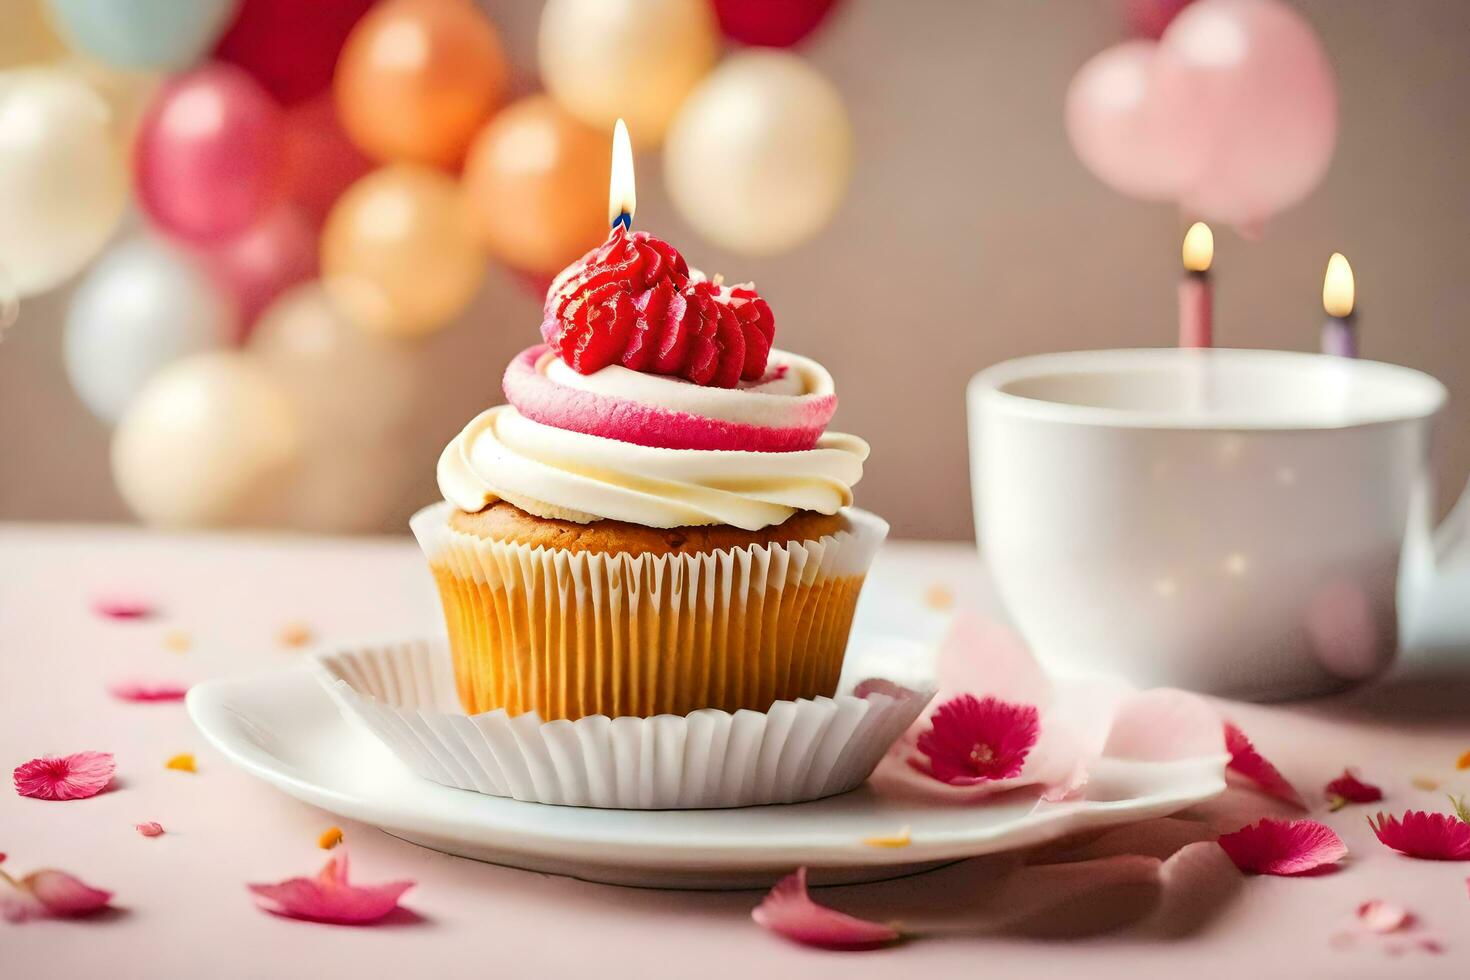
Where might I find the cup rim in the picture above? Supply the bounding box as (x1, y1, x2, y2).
(967, 347, 1448, 432)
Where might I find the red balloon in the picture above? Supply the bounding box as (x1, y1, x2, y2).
(136, 64, 290, 245)
(214, 0, 377, 106)
(1124, 0, 1194, 39)
(281, 93, 372, 227)
(712, 0, 842, 48)
(202, 207, 318, 337)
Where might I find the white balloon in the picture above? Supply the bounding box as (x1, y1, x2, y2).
(539, 0, 718, 147)
(0, 68, 128, 296)
(111, 352, 303, 528)
(664, 51, 854, 256)
(64, 235, 236, 423)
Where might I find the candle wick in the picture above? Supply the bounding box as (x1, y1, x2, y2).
(612, 211, 632, 232)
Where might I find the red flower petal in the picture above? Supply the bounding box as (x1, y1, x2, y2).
(136, 822, 165, 838)
(752, 867, 899, 950)
(107, 679, 190, 703)
(1357, 900, 1413, 934)
(911, 694, 1041, 785)
(23, 869, 113, 917)
(247, 852, 413, 925)
(92, 596, 153, 620)
(1325, 768, 1383, 806)
(13, 751, 116, 801)
(1369, 810, 1470, 860)
(1217, 818, 1347, 876)
(1224, 722, 1305, 808)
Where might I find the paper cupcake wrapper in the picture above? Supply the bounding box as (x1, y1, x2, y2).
(410, 502, 890, 720)
(311, 638, 933, 809)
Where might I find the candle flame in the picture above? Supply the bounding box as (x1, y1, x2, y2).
(1181, 222, 1213, 273)
(608, 118, 635, 229)
(1323, 252, 1355, 317)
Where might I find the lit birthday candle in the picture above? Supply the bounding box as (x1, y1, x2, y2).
(608, 118, 635, 231)
(1321, 252, 1356, 358)
(1178, 222, 1214, 349)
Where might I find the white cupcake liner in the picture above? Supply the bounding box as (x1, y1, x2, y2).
(311, 638, 933, 809)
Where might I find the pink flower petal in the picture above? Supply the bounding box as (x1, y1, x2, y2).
(136, 822, 165, 838)
(1104, 688, 1225, 762)
(1369, 810, 1470, 860)
(247, 852, 413, 925)
(107, 679, 190, 703)
(911, 694, 1040, 785)
(1357, 900, 1413, 934)
(13, 751, 115, 801)
(1217, 818, 1347, 876)
(1224, 722, 1306, 808)
(932, 613, 1050, 711)
(1325, 769, 1383, 806)
(23, 869, 113, 917)
(92, 596, 153, 620)
(752, 867, 899, 950)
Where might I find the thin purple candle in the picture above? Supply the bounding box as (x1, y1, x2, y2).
(1321, 252, 1357, 358)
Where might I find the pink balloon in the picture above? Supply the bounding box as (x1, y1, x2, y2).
(281, 92, 372, 228)
(136, 64, 290, 244)
(1154, 0, 1337, 227)
(202, 207, 317, 338)
(1065, 41, 1206, 201)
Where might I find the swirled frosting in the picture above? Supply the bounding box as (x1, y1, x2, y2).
(437, 405, 868, 530)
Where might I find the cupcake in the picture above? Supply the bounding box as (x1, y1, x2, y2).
(412, 225, 881, 721)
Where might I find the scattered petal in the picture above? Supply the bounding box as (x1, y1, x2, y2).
(1325, 769, 1383, 806)
(1104, 688, 1224, 762)
(163, 630, 191, 653)
(164, 753, 196, 773)
(911, 694, 1040, 785)
(922, 584, 953, 610)
(136, 822, 165, 838)
(1457, 749, 1470, 771)
(1357, 900, 1413, 934)
(1224, 722, 1306, 808)
(13, 752, 115, 801)
(1369, 810, 1470, 860)
(278, 623, 314, 648)
(1411, 776, 1441, 792)
(318, 827, 344, 850)
(752, 867, 899, 950)
(107, 679, 190, 703)
(1217, 818, 1347, 876)
(93, 596, 153, 620)
(248, 852, 413, 925)
(1039, 765, 1088, 802)
(861, 827, 910, 849)
(24, 869, 113, 917)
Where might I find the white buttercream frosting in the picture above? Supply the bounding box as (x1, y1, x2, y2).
(437, 405, 869, 530)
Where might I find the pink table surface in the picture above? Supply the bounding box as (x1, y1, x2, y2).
(4, 522, 1469, 979)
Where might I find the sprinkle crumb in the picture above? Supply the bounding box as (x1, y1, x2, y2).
(136, 821, 165, 838)
(923, 584, 954, 610)
(1411, 776, 1440, 792)
(163, 630, 191, 653)
(278, 623, 314, 649)
(165, 753, 196, 773)
(318, 827, 344, 850)
(862, 826, 912, 849)
(1456, 750, 1470, 771)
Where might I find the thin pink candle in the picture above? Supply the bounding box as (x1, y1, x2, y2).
(1320, 252, 1357, 358)
(1178, 221, 1214, 348)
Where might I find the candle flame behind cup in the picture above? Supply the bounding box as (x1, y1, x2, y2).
(608, 118, 636, 228)
(1323, 252, 1355, 318)
(1182, 222, 1213, 273)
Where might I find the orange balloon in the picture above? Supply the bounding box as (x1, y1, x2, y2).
(334, 0, 509, 168)
(461, 95, 612, 277)
(321, 164, 485, 338)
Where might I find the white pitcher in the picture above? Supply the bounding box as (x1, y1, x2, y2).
(967, 347, 1454, 701)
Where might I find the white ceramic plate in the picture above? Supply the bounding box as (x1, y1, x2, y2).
(188, 663, 1225, 890)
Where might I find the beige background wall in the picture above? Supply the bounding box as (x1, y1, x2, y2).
(1, 1, 1467, 540)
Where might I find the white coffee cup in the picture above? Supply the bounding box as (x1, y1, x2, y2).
(967, 348, 1452, 700)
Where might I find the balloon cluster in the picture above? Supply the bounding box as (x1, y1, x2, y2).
(1067, 0, 1338, 230)
(0, 0, 854, 530)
